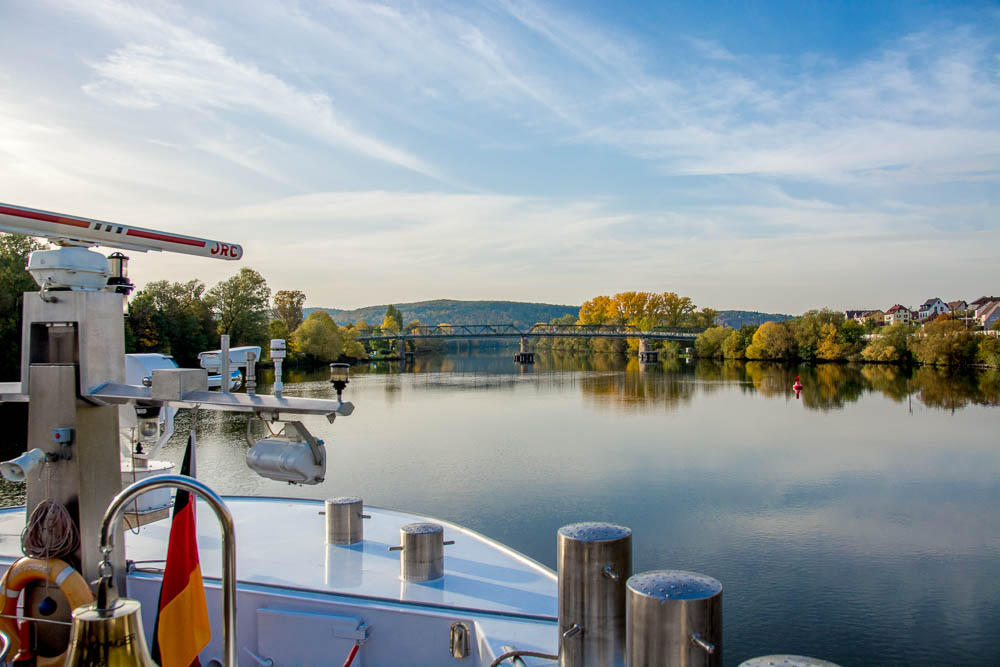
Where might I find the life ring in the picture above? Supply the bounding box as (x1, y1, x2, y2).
(0, 557, 94, 667)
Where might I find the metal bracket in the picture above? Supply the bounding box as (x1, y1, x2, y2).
(449, 621, 471, 659)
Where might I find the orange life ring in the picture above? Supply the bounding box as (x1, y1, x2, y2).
(0, 557, 94, 667)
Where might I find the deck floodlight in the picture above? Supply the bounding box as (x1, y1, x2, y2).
(245, 419, 326, 485)
(329, 363, 350, 401)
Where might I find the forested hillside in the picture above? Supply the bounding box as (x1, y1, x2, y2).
(714, 310, 793, 328)
(308, 300, 579, 328)
(309, 299, 791, 330)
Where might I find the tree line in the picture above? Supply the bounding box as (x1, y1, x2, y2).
(535, 291, 716, 355)
(693, 309, 1000, 367)
(126, 268, 369, 367)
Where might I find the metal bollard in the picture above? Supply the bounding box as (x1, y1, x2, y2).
(557, 522, 632, 667)
(739, 657, 842, 667)
(325, 497, 368, 545)
(626, 570, 722, 667)
(390, 522, 453, 581)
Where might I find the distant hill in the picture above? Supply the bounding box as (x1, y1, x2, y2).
(307, 299, 579, 329)
(308, 299, 792, 330)
(713, 310, 794, 328)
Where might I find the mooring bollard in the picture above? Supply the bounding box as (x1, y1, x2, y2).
(325, 497, 368, 545)
(390, 522, 453, 581)
(626, 570, 722, 667)
(739, 656, 842, 667)
(557, 522, 632, 667)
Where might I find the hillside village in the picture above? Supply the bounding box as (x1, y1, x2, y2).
(845, 296, 1000, 330)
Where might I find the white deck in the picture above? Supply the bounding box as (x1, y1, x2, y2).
(126, 497, 557, 618)
(0, 497, 559, 666)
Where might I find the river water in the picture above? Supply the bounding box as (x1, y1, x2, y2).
(5, 351, 1000, 664)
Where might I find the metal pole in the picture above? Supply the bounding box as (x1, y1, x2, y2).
(220, 334, 230, 394)
(100, 475, 238, 667)
(625, 570, 722, 667)
(557, 522, 631, 667)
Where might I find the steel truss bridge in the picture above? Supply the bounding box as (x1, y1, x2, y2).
(354, 323, 705, 342)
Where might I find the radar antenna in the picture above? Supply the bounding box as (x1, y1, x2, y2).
(0, 202, 243, 260)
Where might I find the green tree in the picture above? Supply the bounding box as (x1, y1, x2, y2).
(976, 336, 1000, 367)
(722, 330, 746, 359)
(209, 268, 271, 347)
(792, 309, 844, 361)
(126, 279, 216, 366)
(272, 290, 306, 333)
(693, 308, 718, 328)
(910, 319, 977, 366)
(382, 305, 403, 332)
(861, 323, 913, 363)
(0, 234, 45, 380)
(293, 311, 343, 362)
(341, 328, 366, 360)
(746, 321, 796, 360)
(694, 326, 733, 358)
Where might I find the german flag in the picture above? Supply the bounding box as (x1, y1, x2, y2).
(151, 433, 211, 667)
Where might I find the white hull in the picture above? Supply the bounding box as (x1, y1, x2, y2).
(0, 497, 558, 666)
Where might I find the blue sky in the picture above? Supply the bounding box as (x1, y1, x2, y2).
(1, 0, 997, 313)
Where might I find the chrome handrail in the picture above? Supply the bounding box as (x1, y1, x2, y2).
(100, 475, 237, 667)
(0, 628, 9, 663)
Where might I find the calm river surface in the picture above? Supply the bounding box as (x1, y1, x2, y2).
(7, 351, 1000, 665)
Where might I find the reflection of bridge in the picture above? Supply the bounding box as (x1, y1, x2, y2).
(355, 324, 705, 363)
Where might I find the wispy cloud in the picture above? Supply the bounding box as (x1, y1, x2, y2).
(69, 0, 440, 180)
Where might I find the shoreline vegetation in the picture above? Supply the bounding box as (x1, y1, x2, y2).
(690, 309, 1000, 369)
(1, 238, 994, 377)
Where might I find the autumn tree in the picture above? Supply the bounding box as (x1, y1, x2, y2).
(792, 309, 844, 361)
(746, 321, 796, 360)
(382, 305, 403, 332)
(293, 311, 343, 363)
(861, 323, 913, 363)
(722, 330, 746, 359)
(208, 268, 271, 347)
(272, 290, 306, 333)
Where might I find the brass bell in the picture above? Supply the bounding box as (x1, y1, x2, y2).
(64, 570, 156, 666)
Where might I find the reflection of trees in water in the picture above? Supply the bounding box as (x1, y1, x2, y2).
(800, 364, 866, 412)
(860, 365, 911, 402)
(912, 367, 989, 410)
(744, 362, 796, 398)
(269, 353, 997, 412)
(580, 363, 698, 414)
(978, 370, 1000, 406)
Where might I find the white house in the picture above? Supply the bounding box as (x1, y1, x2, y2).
(885, 304, 914, 325)
(969, 296, 1000, 316)
(917, 298, 948, 320)
(981, 302, 1000, 330)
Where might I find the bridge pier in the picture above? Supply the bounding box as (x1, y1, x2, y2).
(513, 336, 534, 364)
(397, 338, 407, 362)
(638, 338, 658, 363)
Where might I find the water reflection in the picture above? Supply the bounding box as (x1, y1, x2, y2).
(268, 354, 1000, 413)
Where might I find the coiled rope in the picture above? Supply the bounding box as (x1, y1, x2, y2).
(20, 499, 79, 560)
